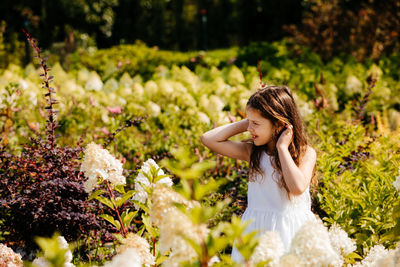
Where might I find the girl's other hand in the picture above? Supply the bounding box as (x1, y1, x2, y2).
(276, 124, 293, 150)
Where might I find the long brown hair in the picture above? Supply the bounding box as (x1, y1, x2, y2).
(246, 85, 316, 197)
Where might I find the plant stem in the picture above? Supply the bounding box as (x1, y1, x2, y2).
(105, 180, 128, 237)
(152, 237, 156, 267)
(200, 242, 209, 267)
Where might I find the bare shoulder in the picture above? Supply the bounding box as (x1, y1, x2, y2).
(299, 145, 316, 180)
(301, 145, 317, 164)
(306, 145, 316, 157)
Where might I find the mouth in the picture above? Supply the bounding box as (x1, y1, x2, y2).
(252, 135, 258, 140)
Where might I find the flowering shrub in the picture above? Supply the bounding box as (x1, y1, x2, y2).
(0, 31, 113, 258)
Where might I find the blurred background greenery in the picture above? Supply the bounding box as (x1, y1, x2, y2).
(1, 0, 399, 67)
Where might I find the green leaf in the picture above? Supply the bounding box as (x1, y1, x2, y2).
(88, 189, 106, 201)
(122, 210, 137, 228)
(99, 214, 121, 230)
(131, 199, 150, 213)
(114, 184, 126, 194)
(193, 178, 227, 201)
(156, 255, 169, 265)
(182, 235, 203, 257)
(115, 190, 136, 208)
(94, 195, 115, 209)
(346, 252, 363, 260)
(142, 214, 157, 238)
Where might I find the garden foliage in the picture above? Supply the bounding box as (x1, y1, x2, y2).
(1, 33, 400, 265)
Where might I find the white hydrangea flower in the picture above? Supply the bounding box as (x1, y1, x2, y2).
(150, 184, 194, 226)
(374, 245, 400, 267)
(104, 78, 119, 92)
(345, 75, 362, 95)
(118, 233, 155, 266)
(279, 253, 303, 267)
(150, 184, 206, 266)
(103, 248, 142, 267)
(132, 159, 172, 209)
(159, 79, 174, 95)
(292, 92, 313, 119)
(209, 95, 225, 112)
(160, 213, 208, 267)
(144, 80, 159, 95)
(352, 245, 388, 267)
(250, 231, 284, 266)
(132, 83, 144, 98)
(119, 72, 133, 88)
(328, 223, 356, 258)
(367, 64, 383, 80)
(289, 218, 342, 267)
(0, 243, 23, 267)
(197, 112, 210, 124)
(77, 68, 90, 84)
(19, 79, 28, 90)
(181, 93, 197, 108)
(228, 66, 245, 84)
(80, 142, 126, 193)
(147, 101, 161, 117)
(393, 167, 400, 192)
(171, 66, 200, 93)
(85, 71, 103, 91)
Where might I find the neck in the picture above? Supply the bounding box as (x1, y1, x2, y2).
(265, 142, 275, 155)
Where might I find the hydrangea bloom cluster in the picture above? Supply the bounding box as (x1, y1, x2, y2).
(375, 245, 400, 266)
(278, 254, 303, 267)
(289, 218, 341, 267)
(0, 243, 23, 267)
(80, 142, 126, 193)
(117, 233, 155, 266)
(33, 236, 74, 267)
(150, 184, 207, 267)
(352, 245, 388, 267)
(132, 159, 173, 209)
(250, 231, 284, 266)
(328, 223, 357, 264)
(103, 248, 142, 267)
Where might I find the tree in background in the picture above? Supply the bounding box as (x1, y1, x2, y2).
(284, 0, 400, 61)
(0, 0, 303, 52)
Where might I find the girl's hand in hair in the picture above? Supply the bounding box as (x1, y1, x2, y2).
(276, 124, 293, 150)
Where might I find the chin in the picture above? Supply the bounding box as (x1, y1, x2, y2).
(253, 140, 267, 147)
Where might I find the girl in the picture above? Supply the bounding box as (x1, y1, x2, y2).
(201, 85, 317, 262)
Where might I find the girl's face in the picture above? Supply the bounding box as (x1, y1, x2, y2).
(246, 107, 279, 147)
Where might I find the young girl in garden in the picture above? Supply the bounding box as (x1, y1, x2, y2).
(201, 85, 317, 262)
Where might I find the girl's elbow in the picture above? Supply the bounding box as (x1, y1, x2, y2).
(290, 183, 308, 196)
(201, 134, 210, 147)
(290, 187, 306, 196)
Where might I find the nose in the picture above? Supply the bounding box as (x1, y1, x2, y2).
(247, 124, 252, 132)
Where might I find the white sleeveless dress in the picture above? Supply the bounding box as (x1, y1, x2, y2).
(231, 151, 316, 262)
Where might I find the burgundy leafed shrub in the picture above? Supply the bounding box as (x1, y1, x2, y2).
(284, 0, 400, 61)
(0, 30, 115, 258)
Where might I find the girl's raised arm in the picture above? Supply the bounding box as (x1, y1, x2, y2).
(201, 119, 252, 162)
